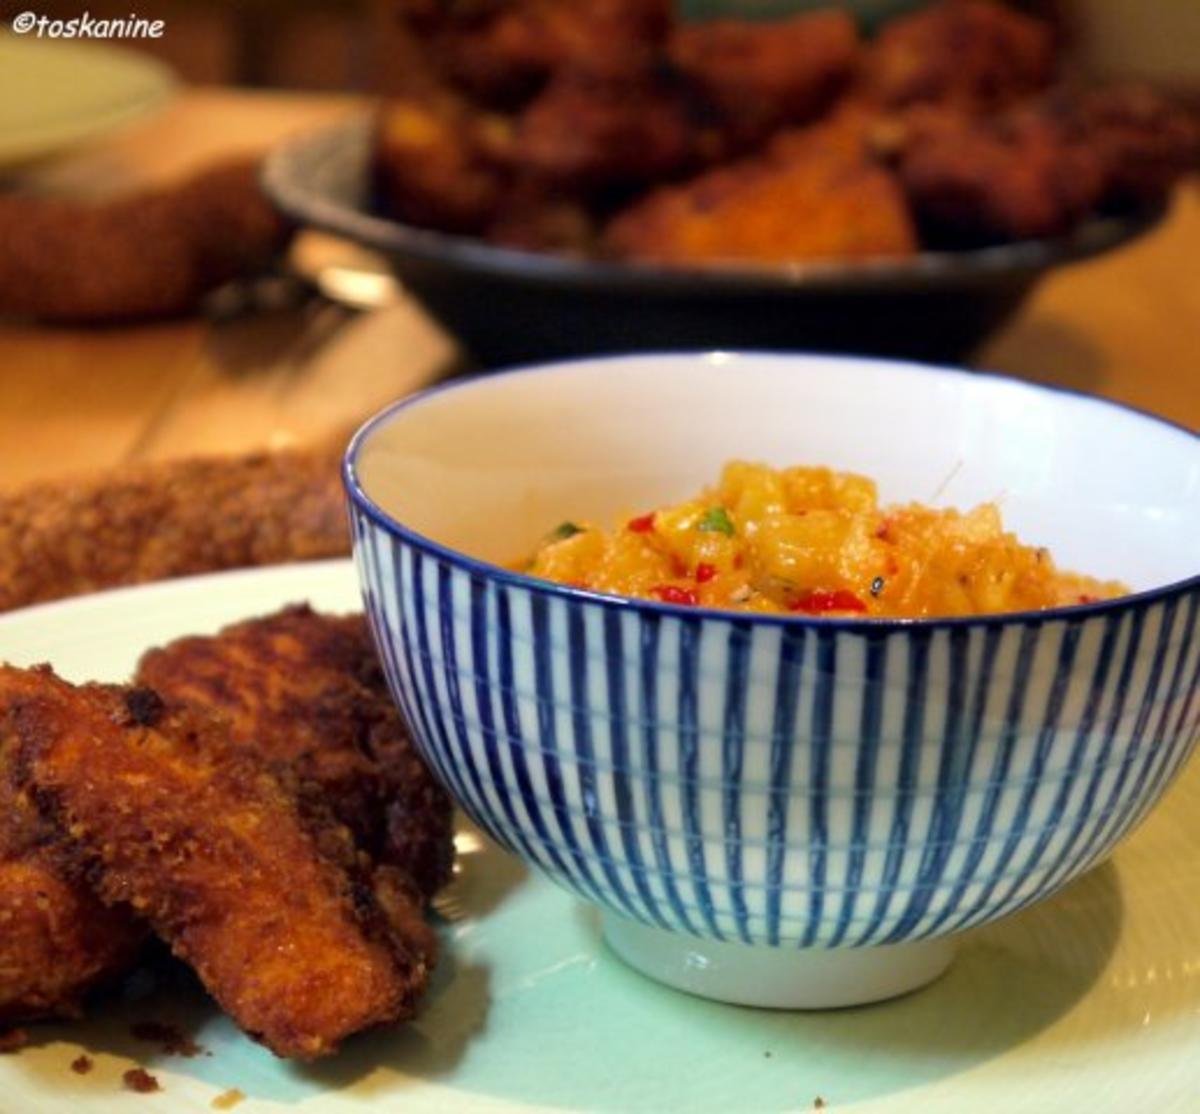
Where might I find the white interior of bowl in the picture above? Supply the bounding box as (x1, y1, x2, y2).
(353, 353, 1199, 591)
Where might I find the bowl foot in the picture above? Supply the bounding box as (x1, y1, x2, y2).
(601, 913, 955, 1009)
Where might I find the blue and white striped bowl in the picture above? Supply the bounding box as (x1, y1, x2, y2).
(345, 353, 1200, 1007)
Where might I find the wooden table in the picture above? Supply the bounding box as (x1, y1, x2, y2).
(0, 88, 1196, 493)
(0, 88, 457, 491)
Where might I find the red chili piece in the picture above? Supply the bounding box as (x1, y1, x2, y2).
(628, 513, 656, 533)
(695, 563, 717, 583)
(790, 589, 867, 614)
(653, 585, 699, 606)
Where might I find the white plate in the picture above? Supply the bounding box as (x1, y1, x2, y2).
(1, 561, 1199, 1113)
(0, 32, 173, 168)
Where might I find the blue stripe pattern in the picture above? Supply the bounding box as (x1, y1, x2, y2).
(353, 502, 1200, 948)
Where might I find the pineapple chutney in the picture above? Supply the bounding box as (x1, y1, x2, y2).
(522, 462, 1125, 619)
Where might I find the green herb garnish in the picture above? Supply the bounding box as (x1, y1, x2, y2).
(547, 521, 584, 542)
(697, 507, 735, 537)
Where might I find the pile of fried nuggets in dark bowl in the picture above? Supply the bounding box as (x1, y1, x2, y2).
(378, 0, 1199, 263)
(0, 605, 455, 1061)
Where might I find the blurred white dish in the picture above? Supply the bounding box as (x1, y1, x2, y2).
(0, 32, 173, 169)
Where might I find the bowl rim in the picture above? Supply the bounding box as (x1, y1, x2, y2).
(344, 351, 1200, 632)
(263, 116, 1167, 293)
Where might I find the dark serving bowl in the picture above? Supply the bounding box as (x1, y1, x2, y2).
(263, 116, 1164, 367)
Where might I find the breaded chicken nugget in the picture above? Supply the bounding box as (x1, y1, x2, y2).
(375, 94, 600, 251)
(859, 0, 1055, 111)
(669, 10, 859, 151)
(3, 665, 427, 1059)
(376, 94, 517, 234)
(136, 605, 455, 903)
(0, 727, 144, 1023)
(870, 82, 1197, 246)
(396, 0, 672, 106)
(1062, 85, 1200, 209)
(878, 102, 1107, 243)
(604, 119, 917, 265)
(0, 442, 348, 614)
(513, 62, 699, 191)
(0, 159, 291, 324)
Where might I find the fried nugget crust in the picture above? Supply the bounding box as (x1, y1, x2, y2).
(859, 0, 1055, 111)
(669, 10, 859, 151)
(0, 726, 144, 1023)
(396, 0, 672, 107)
(3, 665, 426, 1059)
(1061, 85, 1200, 209)
(877, 101, 1108, 244)
(868, 81, 1197, 246)
(0, 159, 292, 324)
(0, 443, 348, 614)
(376, 95, 517, 234)
(513, 62, 699, 191)
(604, 118, 917, 265)
(135, 605, 455, 902)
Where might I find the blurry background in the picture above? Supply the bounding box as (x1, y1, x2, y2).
(0, 0, 1196, 94)
(0, 0, 1194, 493)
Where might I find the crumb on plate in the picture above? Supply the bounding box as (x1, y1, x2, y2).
(122, 1067, 161, 1094)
